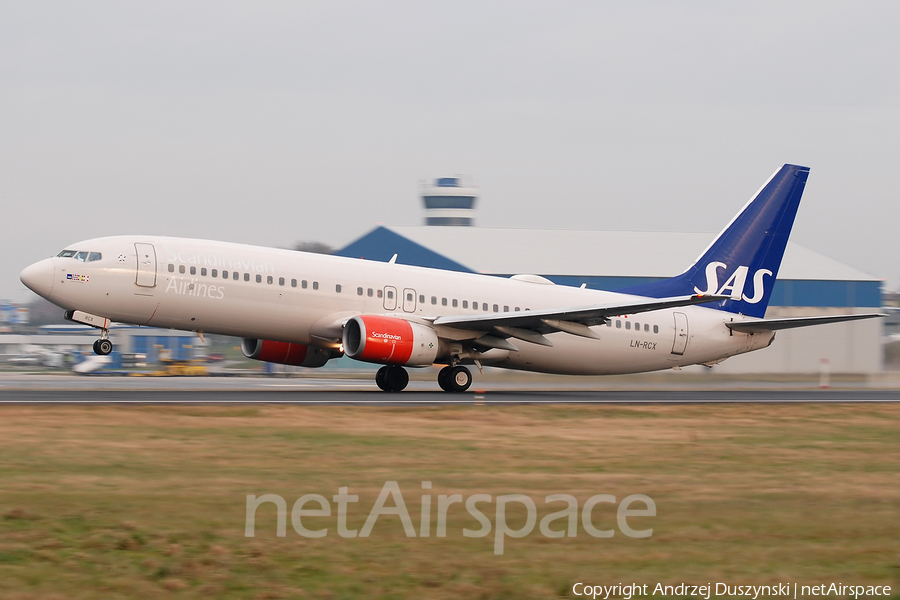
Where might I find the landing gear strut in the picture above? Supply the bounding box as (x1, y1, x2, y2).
(375, 365, 409, 392)
(438, 365, 472, 393)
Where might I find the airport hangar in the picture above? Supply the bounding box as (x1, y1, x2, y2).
(335, 226, 882, 375)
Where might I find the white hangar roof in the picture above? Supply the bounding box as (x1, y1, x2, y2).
(384, 226, 878, 282)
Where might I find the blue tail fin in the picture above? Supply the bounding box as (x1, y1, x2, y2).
(618, 164, 810, 319)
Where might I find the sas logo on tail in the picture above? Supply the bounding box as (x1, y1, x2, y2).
(693, 262, 771, 304)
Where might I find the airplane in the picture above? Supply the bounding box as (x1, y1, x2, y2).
(19, 164, 883, 392)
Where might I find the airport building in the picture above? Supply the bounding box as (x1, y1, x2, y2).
(0, 325, 202, 371)
(336, 178, 883, 374)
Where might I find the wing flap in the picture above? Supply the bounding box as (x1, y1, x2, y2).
(433, 294, 730, 333)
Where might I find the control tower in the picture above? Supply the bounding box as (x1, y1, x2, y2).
(421, 177, 477, 226)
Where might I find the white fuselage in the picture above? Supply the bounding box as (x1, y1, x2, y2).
(26, 236, 775, 375)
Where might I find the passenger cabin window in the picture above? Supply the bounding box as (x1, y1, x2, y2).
(452, 299, 458, 307)
(313, 281, 319, 290)
(483, 303, 488, 311)
(419, 294, 425, 304)
(57, 250, 77, 258)
(386, 290, 393, 299)
(335, 284, 341, 293)
(377, 289, 383, 298)
(504, 306, 509, 312)
(653, 325, 659, 333)
(279, 277, 285, 286)
(442, 298, 447, 306)
(616, 320, 622, 328)
(191, 267, 197, 275)
(168, 264, 175, 273)
(267, 276, 273, 284)
(357, 287, 364, 296)
(233, 272, 239, 281)
(256, 274, 262, 283)
(462, 301, 468, 309)
(201, 268, 207, 276)
(431, 296, 437, 305)
(291, 279, 297, 287)
(367, 288, 373, 297)
(244, 273, 250, 281)
(212, 269, 218, 277)
(626, 321, 631, 330)
(222, 270, 229, 279)
(179, 265, 185, 274)
(302, 280, 308, 289)
(87, 252, 102, 262)
(493, 304, 499, 312)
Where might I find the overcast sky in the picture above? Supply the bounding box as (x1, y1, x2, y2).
(2, 1, 899, 302)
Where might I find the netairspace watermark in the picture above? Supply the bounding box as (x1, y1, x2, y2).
(572, 583, 893, 600)
(244, 481, 656, 555)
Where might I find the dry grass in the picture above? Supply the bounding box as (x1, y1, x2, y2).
(0, 403, 898, 598)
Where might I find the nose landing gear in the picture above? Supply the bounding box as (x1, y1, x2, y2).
(92, 337, 113, 356)
(64, 310, 114, 356)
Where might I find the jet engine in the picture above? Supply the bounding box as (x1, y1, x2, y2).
(342, 315, 442, 366)
(241, 338, 332, 368)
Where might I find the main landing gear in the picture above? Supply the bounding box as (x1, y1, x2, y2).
(375, 365, 409, 392)
(374, 364, 474, 393)
(438, 365, 472, 393)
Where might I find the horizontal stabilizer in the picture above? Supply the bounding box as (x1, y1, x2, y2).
(726, 313, 885, 333)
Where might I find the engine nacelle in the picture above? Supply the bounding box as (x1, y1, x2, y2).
(342, 315, 441, 366)
(241, 339, 332, 368)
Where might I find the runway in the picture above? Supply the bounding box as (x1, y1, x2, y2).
(0, 377, 900, 406)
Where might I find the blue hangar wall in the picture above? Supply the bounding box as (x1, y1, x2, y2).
(336, 227, 881, 309)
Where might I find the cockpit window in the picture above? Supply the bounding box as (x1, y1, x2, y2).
(74, 251, 89, 261)
(57, 250, 77, 258)
(87, 252, 102, 262)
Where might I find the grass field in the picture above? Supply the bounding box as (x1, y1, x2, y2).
(0, 403, 898, 599)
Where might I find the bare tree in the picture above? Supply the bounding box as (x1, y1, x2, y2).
(293, 242, 333, 255)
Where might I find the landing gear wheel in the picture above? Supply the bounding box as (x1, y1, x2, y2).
(385, 366, 409, 392)
(93, 339, 113, 356)
(443, 366, 472, 393)
(437, 367, 453, 392)
(375, 366, 390, 391)
(376, 366, 409, 392)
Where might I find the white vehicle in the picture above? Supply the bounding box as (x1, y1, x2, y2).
(20, 165, 882, 392)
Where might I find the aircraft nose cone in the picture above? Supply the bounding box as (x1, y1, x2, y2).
(20, 258, 55, 299)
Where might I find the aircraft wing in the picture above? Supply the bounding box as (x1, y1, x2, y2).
(726, 313, 886, 333)
(431, 294, 729, 346)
